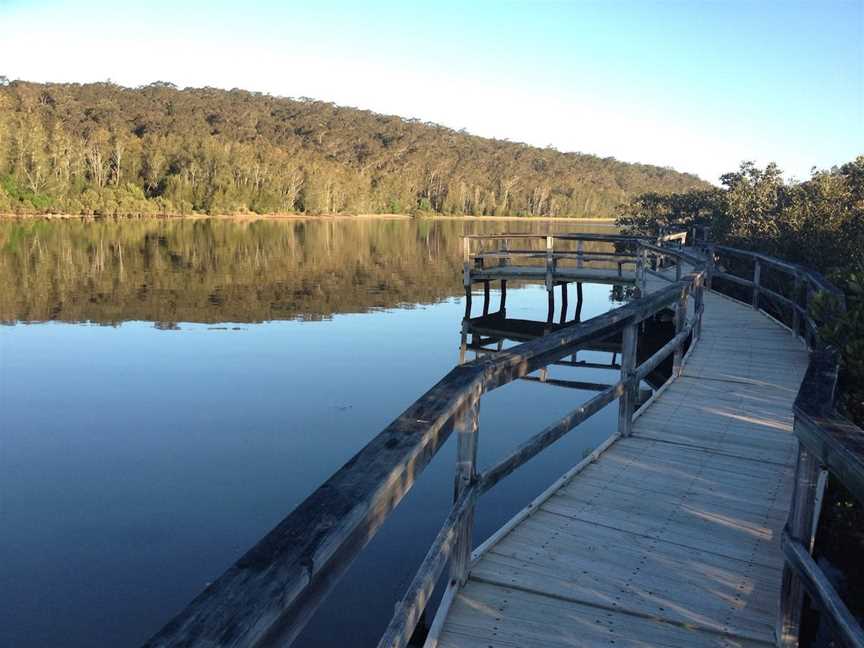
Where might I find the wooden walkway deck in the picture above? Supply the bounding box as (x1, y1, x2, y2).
(431, 271, 810, 647)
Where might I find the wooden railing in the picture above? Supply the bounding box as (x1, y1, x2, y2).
(144, 239, 705, 648)
(705, 244, 864, 648)
(461, 233, 647, 292)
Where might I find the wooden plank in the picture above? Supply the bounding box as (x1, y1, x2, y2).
(440, 581, 772, 648)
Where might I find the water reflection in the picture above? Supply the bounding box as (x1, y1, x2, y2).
(456, 278, 655, 409)
(0, 217, 627, 648)
(0, 217, 616, 325)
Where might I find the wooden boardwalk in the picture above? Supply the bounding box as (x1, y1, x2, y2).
(431, 271, 810, 647)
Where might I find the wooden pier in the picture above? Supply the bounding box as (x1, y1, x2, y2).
(431, 263, 809, 647)
(146, 231, 864, 648)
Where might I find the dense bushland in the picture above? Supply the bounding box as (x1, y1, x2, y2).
(0, 79, 706, 217)
(618, 157, 863, 422)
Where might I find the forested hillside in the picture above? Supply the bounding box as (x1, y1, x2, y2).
(0, 80, 707, 217)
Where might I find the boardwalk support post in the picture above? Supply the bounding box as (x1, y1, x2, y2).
(694, 276, 704, 342)
(706, 244, 715, 290)
(451, 385, 481, 587)
(618, 320, 638, 436)
(482, 281, 490, 316)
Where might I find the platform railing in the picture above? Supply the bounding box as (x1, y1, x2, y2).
(700, 243, 863, 648)
(461, 233, 645, 294)
(144, 239, 705, 648)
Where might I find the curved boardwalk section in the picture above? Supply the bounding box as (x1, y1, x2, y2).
(432, 284, 809, 647)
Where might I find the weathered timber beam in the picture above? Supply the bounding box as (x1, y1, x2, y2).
(636, 325, 692, 382)
(479, 383, 623, 494)
(472, 250, 637, 262)
(463, 233, 641, 243)
(520, 375, 614, 391)
(714, 246, 845, 300)
(639, 241, 705, 266)
(144, 363, 484, 648)
(794, 410, 864, 506)
(376, 485, 478, 648)
(793, 348, 864, 505)
(781, 531, 864, 648)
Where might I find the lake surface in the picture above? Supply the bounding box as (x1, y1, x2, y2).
(0, 217, 626, 647)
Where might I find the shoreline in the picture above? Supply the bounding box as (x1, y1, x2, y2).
(0, 212, 618, 223)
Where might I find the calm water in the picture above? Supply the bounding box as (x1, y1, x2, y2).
(0, 217, 626, 648)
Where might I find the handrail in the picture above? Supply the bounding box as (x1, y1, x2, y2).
(705, 245, 863, 648)
(145, 239, 706, 648)
(462, 234, 647, 297)
(462, 233, 641, 242)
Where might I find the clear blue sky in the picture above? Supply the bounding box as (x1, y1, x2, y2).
(1, 0, 861, 182)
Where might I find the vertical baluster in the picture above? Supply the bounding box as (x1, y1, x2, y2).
(618, 321, 638, 437)
(482, 281, 490, 316)
(459, 319, 468, 365)
(559, 281, 568, 323)
(641, 247, 648, 293)
(577, 239, 584, 269)
(545, 235, 554, 291)
(706, 244, 715, 290)
(463, 237, 472, 318)
(694, 277, 704, 342)
(450, 386, 481, 587)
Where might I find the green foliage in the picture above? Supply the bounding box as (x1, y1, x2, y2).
(615, 188, 725, 236)
(813, 268, 864, 422)
(618, 156, 864, 423)
(0, 81, 707, 217)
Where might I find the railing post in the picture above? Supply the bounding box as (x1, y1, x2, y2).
(576, 239, 584, 268)
(673, 289, 687, 377)
(450, 385, 481, 587)
(777, 430, 821, 648)
(639, 246, 648, 294)
(617, 320, 638, 437)
(706, 244, 715, 290)
(753, 259, 761, 309)
(694, 277, 704, 342)
(545, 235, 554, 291)
(463, 237, 472, 318)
